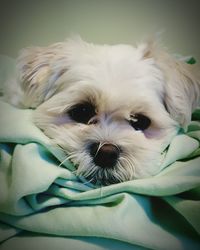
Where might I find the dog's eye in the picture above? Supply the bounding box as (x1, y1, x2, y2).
(68, 102, 96, 124)
(129, 114, 151, 131)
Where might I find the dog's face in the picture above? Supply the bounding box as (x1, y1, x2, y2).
(14, 38, 200, 185)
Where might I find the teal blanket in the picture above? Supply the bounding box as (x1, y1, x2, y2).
(0, 56, 200, 250)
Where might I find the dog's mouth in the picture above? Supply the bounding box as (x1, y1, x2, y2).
(80, 168, 127, 186)
(74, 161, 126, 186)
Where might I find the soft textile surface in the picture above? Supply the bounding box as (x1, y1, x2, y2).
(0, 56, 200, 250)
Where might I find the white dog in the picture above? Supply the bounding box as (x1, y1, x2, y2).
(3, 37, 200, 185)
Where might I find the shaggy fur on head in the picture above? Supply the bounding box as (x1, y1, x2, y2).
(3, 37, 200, 185)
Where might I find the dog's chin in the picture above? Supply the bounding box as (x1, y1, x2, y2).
(76, 165, 132, 186)
(83, 170, 127, 186)
(83, 164, 132, 186)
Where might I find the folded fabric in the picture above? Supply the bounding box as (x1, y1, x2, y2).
(0, 56, 200, 250)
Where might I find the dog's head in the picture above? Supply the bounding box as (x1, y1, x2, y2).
(16, 37, 200, 185)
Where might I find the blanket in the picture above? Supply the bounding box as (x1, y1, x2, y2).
(0, 56, 200, 250)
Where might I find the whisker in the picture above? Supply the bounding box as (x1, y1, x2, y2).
(94, 142, 103, 157)
(118, 155, 136, 180)
(81, 177, 95, 185)
(58, 152, 76, 167)
(78, 164, 98, 178)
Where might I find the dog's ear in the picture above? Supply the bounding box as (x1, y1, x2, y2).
(141, 39, 200, 129)
(17, 42, 67, 108)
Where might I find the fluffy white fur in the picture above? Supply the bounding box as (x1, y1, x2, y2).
(3, 37, 200, 185)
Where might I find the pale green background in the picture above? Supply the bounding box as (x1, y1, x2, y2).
(0, 0, 200, 59)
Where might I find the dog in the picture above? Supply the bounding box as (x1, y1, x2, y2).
(3, 37, 200, 185)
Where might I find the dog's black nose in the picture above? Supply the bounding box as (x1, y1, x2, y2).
(89, 142, 120, 168)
